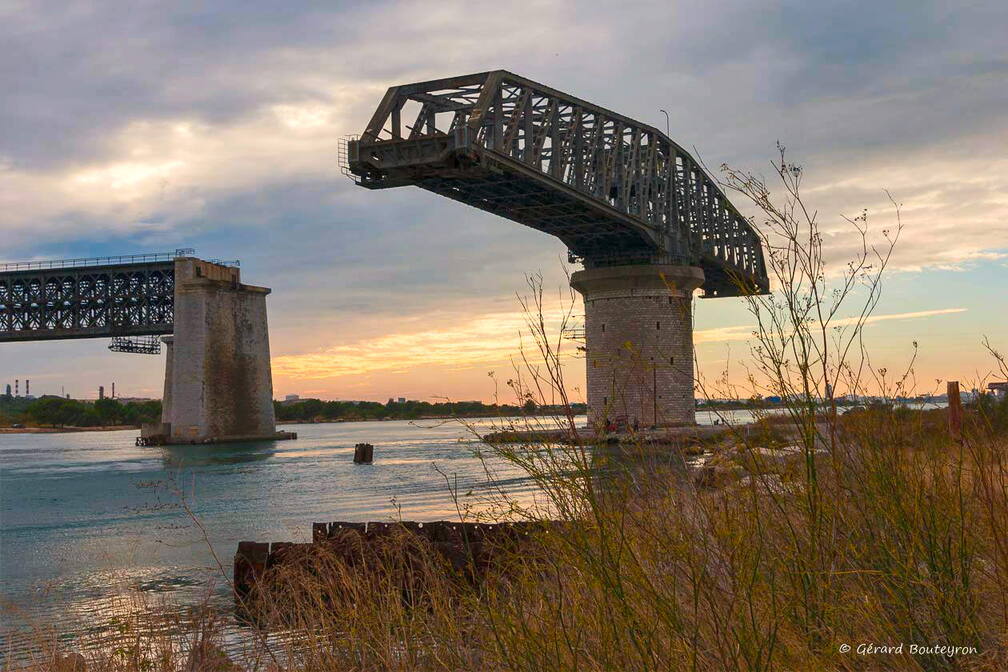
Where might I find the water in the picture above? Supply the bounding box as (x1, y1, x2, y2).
(0, 408, 793, 651)
(0, 418, 562, 648)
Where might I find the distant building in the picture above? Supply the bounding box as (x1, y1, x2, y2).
(989, 382, 1007, 400)
(280, 394, 308, 406)
(99, 385, 105, 400)
(398, 397, 406, 404)
(4, 384, 10, 397)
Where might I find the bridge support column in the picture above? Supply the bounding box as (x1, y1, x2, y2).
(571, 265, 704, 429)
(160, 335, 174, 434)
(163, 258, 292, 444)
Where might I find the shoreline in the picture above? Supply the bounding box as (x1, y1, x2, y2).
(275, 413, 585, 426)
(0, 408, 778, 435)
(0, 424, 140, 434)
(0, 415, 572, 434)
(1, 403, 863, 434)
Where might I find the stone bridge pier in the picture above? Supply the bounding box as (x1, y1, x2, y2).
(571, 265, 704, 429)
(146, 258, 293, 444)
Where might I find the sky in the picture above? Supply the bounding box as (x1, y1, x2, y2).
(1, 0, 1006, 403)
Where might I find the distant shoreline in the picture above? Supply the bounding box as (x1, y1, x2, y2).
(1, 401, 941, 435)
(275, 413, 583, 426)
(0, 412, 580, 434)
(0, 424, 139, 434)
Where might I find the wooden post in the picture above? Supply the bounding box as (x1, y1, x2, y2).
(354, 443, 374, 464)
(947, 380, 963, 443)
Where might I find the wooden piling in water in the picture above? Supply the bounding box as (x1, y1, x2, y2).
(353, 442, 374, 463)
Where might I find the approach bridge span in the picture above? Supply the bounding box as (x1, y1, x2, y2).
(0, 253, 288, 444)
(0, 253, 176, 344)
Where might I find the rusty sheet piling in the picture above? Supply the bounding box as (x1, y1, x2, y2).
(234, 520, 551, 623)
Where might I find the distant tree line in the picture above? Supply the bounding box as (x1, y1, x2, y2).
(0, 395, 161, 428)
(971, 391, 1008, 433)
(274, 398, 587, 423)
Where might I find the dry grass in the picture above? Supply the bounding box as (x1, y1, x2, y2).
(4, 402, 1006, 672)
(5, 150, 1007, 671)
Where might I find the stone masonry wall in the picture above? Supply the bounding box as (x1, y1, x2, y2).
(571, 265, 704, 427)
(168, 258, 277, 442)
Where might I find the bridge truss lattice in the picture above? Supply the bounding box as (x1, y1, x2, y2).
(346, 70, 769, 297)
(0, 257, 175, 343)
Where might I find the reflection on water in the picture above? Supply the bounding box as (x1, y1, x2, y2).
(160, 442, 278, 468)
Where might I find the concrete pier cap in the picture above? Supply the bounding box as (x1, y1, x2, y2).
(570, 264, 705, 429)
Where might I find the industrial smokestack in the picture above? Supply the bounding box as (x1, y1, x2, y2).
(15, 379, 18, 397)
(25, 379, 29, 397)
(99, 385, 105, 400)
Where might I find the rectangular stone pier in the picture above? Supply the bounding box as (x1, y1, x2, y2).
(146, 257, 294, 444)
(571, 264, 705, 429)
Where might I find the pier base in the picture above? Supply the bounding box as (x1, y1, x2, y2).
(570, 264, 704, 428)
(155, 258, 293, 444)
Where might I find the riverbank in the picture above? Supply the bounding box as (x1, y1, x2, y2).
(0, 424, 138, 434)
(221, 403, 1008, 671)
(275, 413, 562, 425)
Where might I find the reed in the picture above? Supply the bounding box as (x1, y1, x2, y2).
(5, 151, 1006, 671)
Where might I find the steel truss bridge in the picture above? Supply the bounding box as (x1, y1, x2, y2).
(0, 254, 175, 347)
(346, 70, 769, 297)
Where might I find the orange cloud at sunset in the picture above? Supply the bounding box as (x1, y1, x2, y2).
(270, 304, 974, 403)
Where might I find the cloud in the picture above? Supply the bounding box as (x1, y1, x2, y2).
(0, 105, 364, 250)
(696, 307, 967, 344)
(3, 2, 1006, 267)
(785, 131, 1008, 275)
(272, 306, 580, 380)
(272, 304, 966, 385)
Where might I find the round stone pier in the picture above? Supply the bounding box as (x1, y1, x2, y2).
(570, 265, 705, 428)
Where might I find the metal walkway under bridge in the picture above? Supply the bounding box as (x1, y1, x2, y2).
(345, 70, 769, 297)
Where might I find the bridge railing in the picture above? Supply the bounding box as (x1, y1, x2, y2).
(0, 249, 198, 274)
(0, 251, 193, 273)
